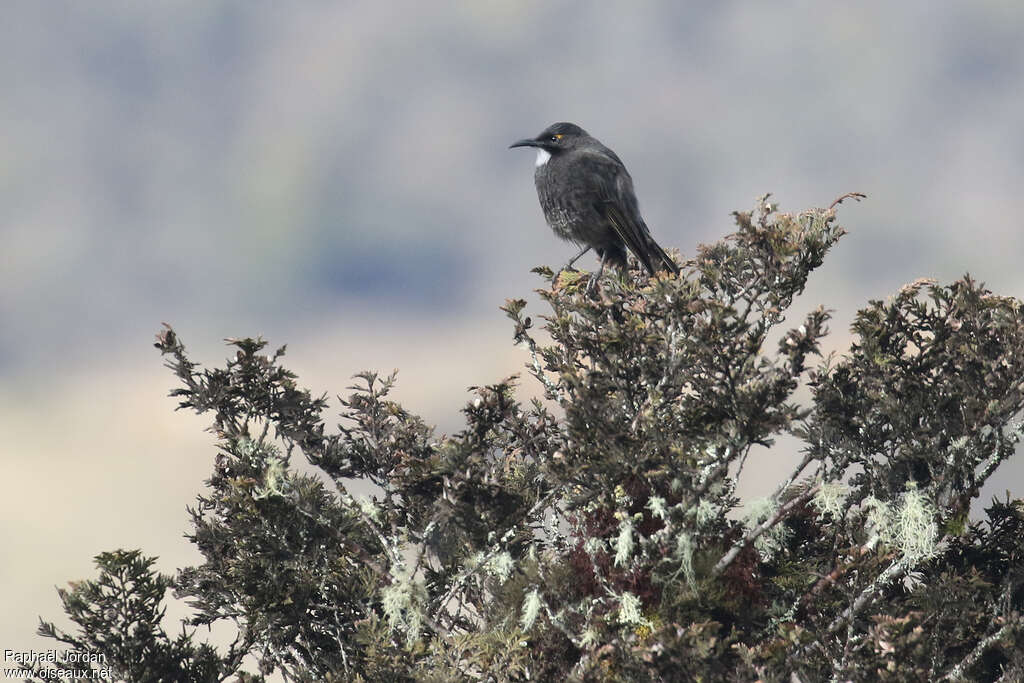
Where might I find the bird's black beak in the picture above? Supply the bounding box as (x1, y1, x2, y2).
(509, 137, 540, 149)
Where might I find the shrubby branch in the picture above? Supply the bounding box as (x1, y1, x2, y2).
(27, 194, 1024, 681)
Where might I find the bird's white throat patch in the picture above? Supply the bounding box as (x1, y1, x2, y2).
(535, 148, 551, 167)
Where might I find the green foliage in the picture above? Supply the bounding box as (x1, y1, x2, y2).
(31, 550, 235, 682)
(32, 194, 1024, 681)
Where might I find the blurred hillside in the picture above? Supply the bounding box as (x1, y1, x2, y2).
(2, 0, 1023, 663)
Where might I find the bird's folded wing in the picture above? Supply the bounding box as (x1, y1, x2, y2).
(602, 203, 656, 273)
(577, 151, 657, 273)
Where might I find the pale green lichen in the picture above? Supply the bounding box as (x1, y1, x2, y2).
(613, 518, 635, 567)
(584, 537, 606, 556)
(381, 567, 427, 647)
(646, 495, 667, 519)
(862, 486, 939, 567)
(694, 498, 718, 527)
(893, 484, 939, 565)
(746, 497, 790, 561)
(863, 495, 891, 547)
(520, 588, 543, 631)
(253, 454, 288, 500)
(617, 592, 646, 626)
(356, 496, 381, 522)
(674, 532, 696, 590)
(812, 480, 849, 520)
(579, 627, 600, 649)
(484, 551, 515, 582)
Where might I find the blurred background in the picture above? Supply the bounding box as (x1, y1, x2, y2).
(3, 0, 1023, 661)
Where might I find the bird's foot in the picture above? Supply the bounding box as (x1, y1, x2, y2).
(565, 245, 592, 271)
(555, 263, 579, 283)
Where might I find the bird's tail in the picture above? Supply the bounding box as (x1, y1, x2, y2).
(648, 239, 680, 277)
(604, 204, 680, 277)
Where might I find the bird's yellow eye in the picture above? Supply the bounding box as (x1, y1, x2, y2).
(555, 134, 563, 139)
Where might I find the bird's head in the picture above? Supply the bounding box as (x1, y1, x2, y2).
(510, 122, 589, 166)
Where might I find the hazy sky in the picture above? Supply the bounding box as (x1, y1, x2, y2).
(3, 0, 1023, 663)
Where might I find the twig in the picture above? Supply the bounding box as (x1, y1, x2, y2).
(778, 451, 817, 496)
(712, 483, 821, 576)
(828, 192, 866, 210)
(825, 560, 906, 636)
(941, 619, 1019, 681)
(795, 545, 871, 612)
(522, 331, 562, 399)
(295, 492, 452, 638)
(679, 458, 732, 522)
(432, 488, 559, 626)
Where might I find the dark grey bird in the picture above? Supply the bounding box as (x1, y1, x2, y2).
(510, 122, 679, 288)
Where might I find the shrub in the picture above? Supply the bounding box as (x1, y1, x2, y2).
(30, 194, 1024, 681)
